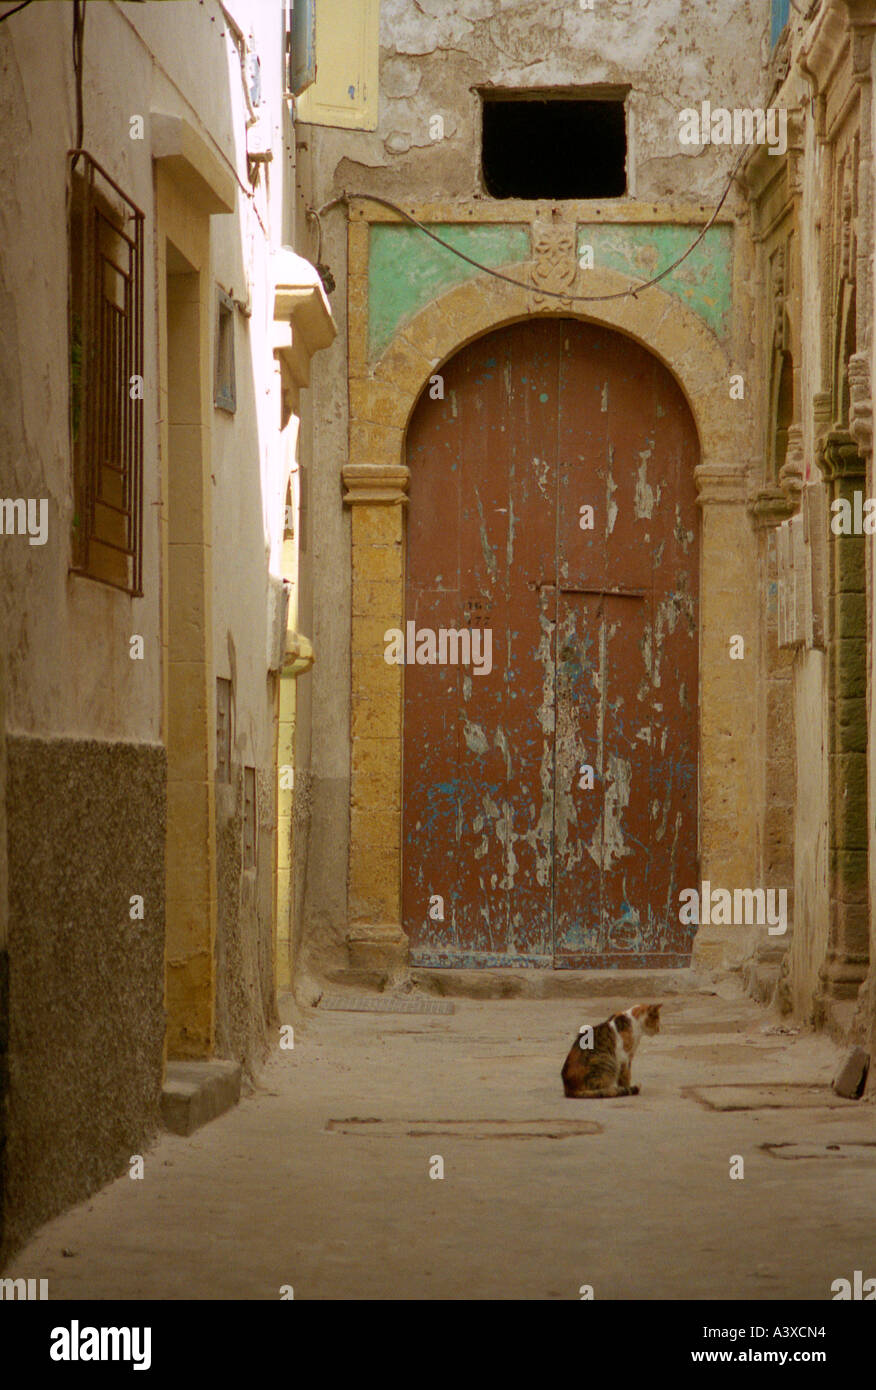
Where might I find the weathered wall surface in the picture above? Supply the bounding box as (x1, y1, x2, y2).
(744, 0, 876, 1063)
(299, 0, 767, 976)
(0, 0, 314, 1254)
(321, 0, 769, 205)
(0, 6, 162, 744)
(215, 765, 277, 1072)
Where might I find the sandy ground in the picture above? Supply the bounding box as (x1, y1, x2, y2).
(7, 979, 876, 1300)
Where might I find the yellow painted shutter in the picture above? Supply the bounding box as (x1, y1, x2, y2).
(295, 0, 379, 131)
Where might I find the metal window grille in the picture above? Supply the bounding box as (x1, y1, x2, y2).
(69, 152, 144, 595)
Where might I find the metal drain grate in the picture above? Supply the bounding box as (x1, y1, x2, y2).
(318, 994, 455, 1016)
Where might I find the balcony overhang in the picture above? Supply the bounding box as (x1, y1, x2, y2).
(272, 248, 336, 389)
(151, 112, 236, 215)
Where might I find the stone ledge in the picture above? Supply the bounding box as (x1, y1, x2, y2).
(161, 1060, 241, 1137)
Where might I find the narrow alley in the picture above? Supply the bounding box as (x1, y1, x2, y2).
(3, 0, 876, 1336)
(6, 976, 872, 1301)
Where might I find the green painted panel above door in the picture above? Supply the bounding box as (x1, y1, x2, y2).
(368, 223, 531, 361)
(580, 224, 733, 338)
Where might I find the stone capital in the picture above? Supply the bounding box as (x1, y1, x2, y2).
(816, 427, 865, 482)
(694, 463, 749, 507)
(342, 463, 410, 506)
(748, 485, 797, 529)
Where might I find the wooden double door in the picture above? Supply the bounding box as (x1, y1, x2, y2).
(402, 318, 699, 967)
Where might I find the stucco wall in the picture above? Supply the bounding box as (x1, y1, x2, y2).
(0, 0, 307, 1251)
(0, 5, 162, 744)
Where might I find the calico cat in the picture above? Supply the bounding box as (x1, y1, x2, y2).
(561, 1003, 661, 1098)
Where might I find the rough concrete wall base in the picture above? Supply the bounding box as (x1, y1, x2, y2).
(215, 769, 276, 1077)
(298, 777, 351, 979)
(3, 735, 165, 1262)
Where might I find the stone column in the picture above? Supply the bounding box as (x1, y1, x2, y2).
(815, 421, 870, 1008)
(342, 462, 410, 973)
(691, 463, 760, 968)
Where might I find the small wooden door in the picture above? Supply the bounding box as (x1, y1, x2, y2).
(403, 318, 699, 967)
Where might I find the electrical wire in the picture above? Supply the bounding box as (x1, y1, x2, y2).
(0, 0, 35, 22)
(310, 142, 749, 306)
(70, 0, 85, 172)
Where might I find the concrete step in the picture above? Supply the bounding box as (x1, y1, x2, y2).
(161, 1060, 241, 1137)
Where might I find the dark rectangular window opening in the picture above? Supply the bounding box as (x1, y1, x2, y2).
(481, 93, 627, 200)
(214, 289, 236, 413)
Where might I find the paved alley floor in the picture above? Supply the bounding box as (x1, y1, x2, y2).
(8, 980, 876, 1300)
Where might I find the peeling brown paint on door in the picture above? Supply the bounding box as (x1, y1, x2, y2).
(403, 319, 699, 967)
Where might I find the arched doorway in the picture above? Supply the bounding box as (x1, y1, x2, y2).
(402, 317, 700, 967)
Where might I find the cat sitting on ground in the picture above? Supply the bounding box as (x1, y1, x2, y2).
(561, 1003, 661, 1098)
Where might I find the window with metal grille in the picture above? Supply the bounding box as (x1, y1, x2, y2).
(68, 153, 144, 594)
(243, 766, 257, 869)
(216, 678, 233, 782)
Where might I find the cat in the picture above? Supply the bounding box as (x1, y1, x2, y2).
(561, 1003, 661, 1098)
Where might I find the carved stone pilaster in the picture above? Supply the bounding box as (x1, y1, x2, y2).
(779, 423, 806, 500)
(848, 352, 873, 458)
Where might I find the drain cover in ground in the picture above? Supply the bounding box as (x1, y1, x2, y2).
(763, 1142, 876, 1159)
(326, 1117, 601, 1139)
(319, 994, 454, 1015)
(685, 1083, 856, 1111)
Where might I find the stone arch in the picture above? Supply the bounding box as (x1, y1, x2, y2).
(342, 264, 757, 974)
(351, 265, 746, 484)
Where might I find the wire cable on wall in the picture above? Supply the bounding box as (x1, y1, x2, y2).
(71, 0, 86, 172)
(0, 1, 35, 23)
(308, 141, 748, 307)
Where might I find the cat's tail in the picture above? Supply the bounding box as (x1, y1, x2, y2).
(563, 1084, 640, 1099)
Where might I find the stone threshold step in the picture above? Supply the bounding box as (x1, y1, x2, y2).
(161, 1059, 241, 1137)
(324, 965, 707, 1001)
